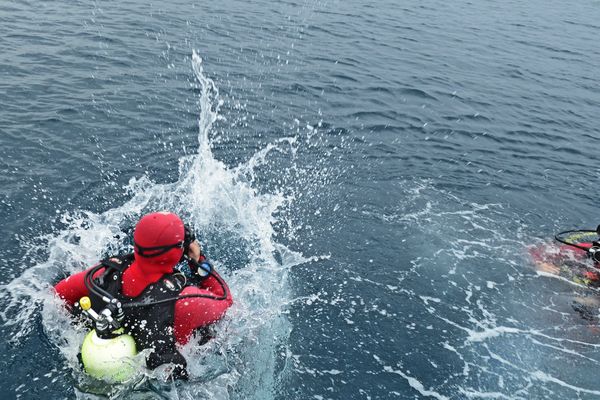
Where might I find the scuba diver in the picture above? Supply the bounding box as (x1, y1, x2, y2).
(531, 225, 600, 287)
(54, 211, 233, 381)
(530, 226, 600, 320)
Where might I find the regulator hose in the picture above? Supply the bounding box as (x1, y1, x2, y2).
(123, 269, 228, 308)
(554, 228, 599, 252)
(83, 259, 229, 311)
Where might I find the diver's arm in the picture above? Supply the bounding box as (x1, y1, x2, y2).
(198, 270, 228, 295)
(173, 275, 233, 344)
(54, 265, 104, 305)
(535, 261, 560, 275)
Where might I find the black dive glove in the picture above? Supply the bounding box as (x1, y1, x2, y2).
(147, 350, 189, 381)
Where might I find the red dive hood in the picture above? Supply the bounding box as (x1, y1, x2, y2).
(132, 211, 185, 281)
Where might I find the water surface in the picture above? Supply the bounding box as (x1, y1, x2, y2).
(2, 0, 600, 398)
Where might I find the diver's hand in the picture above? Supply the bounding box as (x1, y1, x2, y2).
(536, 262, 560, 275)
(187, 240, 202, 262)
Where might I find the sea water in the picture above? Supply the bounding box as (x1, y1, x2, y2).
(1, 0, 600, 398)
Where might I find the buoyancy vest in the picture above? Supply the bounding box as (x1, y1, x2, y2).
(88, 254, 189, 374)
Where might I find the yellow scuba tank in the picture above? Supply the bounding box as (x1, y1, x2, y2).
(80, 329, 138, 382)
(78, 296, 139, 382)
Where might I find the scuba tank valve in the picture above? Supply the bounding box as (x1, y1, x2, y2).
(78, 296, 124, 339)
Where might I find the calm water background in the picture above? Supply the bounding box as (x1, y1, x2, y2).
(2, 0, 600, 398)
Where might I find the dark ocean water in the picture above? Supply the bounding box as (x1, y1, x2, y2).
(2, 0, 600, 398)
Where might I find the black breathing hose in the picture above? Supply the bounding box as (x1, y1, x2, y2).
(554, 229, 598, 252)
(122, 270, 228, 308)
(84, 264, 115, 301)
